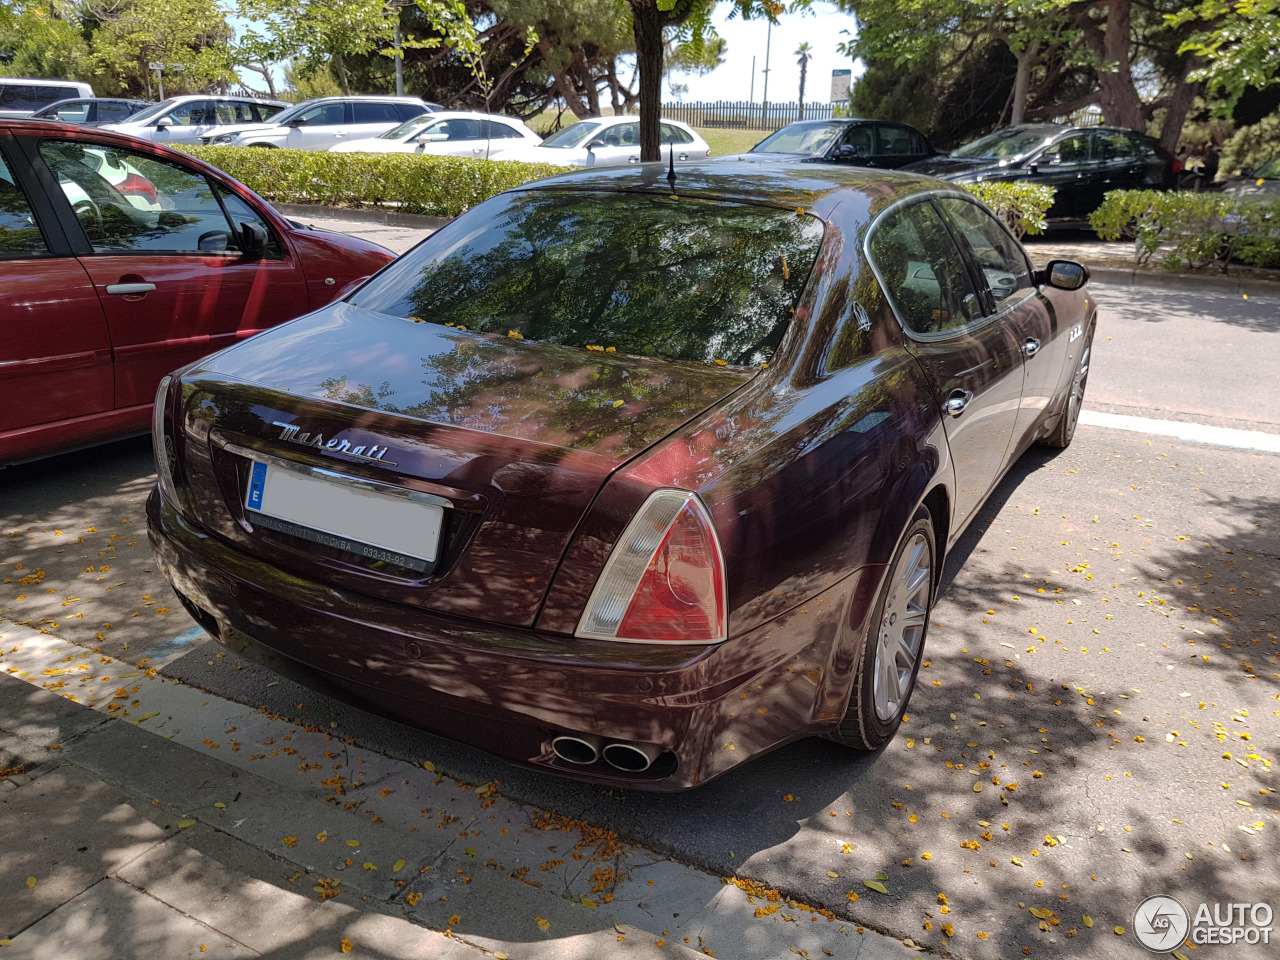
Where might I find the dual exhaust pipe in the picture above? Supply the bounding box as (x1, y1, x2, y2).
(551, 733, 665, 773)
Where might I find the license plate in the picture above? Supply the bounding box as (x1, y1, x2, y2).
(244, 461, 444, 573)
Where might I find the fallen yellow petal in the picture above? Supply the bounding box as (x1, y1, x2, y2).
(26, 877, 37, 888)
(340, 936, 353, 953)
(393, 859, 407, 872)
(1083, 915, 1093, 927)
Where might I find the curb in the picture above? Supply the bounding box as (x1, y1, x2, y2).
(1086, 264, 1279, 296)
(275, 203, 450, 231)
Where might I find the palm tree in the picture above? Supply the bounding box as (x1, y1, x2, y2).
(795, 42, 813, 120)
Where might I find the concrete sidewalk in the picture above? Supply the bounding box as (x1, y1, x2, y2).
(1, 622, 924, 960)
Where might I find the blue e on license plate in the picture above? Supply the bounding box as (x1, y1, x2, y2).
(244, 461, 443, 572)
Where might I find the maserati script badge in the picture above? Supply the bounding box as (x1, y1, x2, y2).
(271, 421, 398, 467)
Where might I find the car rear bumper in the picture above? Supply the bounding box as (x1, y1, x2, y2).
(148, 489, 880, 790)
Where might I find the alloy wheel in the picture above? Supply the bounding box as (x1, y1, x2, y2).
(873, 533, 931, 721)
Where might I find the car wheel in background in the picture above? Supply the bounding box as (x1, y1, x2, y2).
(1039, 324, 1093, 449)
(831, 507, 935, 751)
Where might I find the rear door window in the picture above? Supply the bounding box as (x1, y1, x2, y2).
(0, 149, 49, 258)
(97, 102, 135, 121)
(868, 199, 983, 336)
(351, 191, 825, 367)
(161, 100, 212, 126)
(875, 125, 922, 157)
(660, 123, 693, 144)
(353, 102, 403, 124)
(1039, 134, 1092, 165)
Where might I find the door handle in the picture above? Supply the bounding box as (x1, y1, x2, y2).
(105, 282, 156, 295)
(944, 390, 972, 417)
(1022, 338, 1041, 357)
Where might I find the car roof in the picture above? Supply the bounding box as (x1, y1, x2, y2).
(517, 159, 938, 211)
(305, 95, 426, 104)
(422, 111, 522, 121)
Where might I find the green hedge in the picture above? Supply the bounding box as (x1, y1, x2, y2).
(1090, 190, 1280, 271)
(962, 182, 1055, 238)
(180, 146, 573, 218)
(182, 146, 1060, 240)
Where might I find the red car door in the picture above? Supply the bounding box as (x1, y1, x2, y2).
(36, 138, 308, 410)
(868, 197, 1025, 527)
(0, 141, 114, 457)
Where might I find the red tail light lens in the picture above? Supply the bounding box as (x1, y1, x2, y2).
(117, 172, 158, 204)
(576, 490, 726, 644)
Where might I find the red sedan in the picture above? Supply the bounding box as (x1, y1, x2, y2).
(0, 119, 394, 466)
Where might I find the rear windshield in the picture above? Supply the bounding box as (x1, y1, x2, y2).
(351, 190, 825, 367)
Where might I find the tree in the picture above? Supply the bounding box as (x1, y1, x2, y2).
(627, 0, 783, 162)
(1172, 0, 1280, 110)
(0, 4, 95, 86)
(795, 40, 811, 118)
(88, 0, 238, 96)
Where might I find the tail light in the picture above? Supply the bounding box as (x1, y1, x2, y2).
(705, 149, 711, 158)
(1157, 145, 1182, 174)
(576, 490, 726, 644)
(153, 375, 181, 507)
(117, 172, 158, 204)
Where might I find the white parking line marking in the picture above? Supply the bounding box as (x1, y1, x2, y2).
(1079, 410, 1280, 453)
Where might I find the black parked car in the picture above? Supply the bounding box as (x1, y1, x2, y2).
(31, 97, 153, 125)
(902, 124, 1180, 223)
(723, 118, 935, 169)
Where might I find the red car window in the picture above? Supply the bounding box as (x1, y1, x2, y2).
(0, 150, 48, 258)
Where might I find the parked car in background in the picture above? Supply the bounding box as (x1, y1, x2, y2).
(216, 96, 438, 149)
(99, 95, 287, 146)
(330, 110, 542, 158)
(902, 124, 1179, 223)
(722, 118, 935, 169)
(0, 78, 96, 118)
(148, 162, 1096, 790)
(0, 119, 395, 467)
(1222, 154, 1280, 198)
(30, 97, 153, 125)
(499, 116, 710, 167)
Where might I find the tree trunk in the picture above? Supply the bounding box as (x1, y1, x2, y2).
(1081, 0, 1143, 129)
(1010, 39, 1039, 126)
(1159, 61, 1202, 153)
(797, 61, 806, 120)
(630, 0, 665, 162)
(332, 53, 351, 96)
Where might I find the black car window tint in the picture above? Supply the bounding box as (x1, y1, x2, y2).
(447, 119, 485, 141)
(488, 122, 520, 139)
(97, 102, 132, 121)
(353, 102, 402, 124)
(841, 124, 873, 155)
(936, 197, 1032, 310)
(38, 141, 237, 255)
(351, 191, 825, 367)
(1094, 132, 1138, 161)
(869, 201, 982, 336)
(876, 126, 916, 155)
(1040, 135, 1091, 164)
(0, 149, 49, 258)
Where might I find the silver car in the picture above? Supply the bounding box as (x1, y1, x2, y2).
(215, 97, 434, 150)
(99, 96, 286, 146)
(498, 116, 711, 167)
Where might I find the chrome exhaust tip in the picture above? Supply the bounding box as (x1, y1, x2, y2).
(602, 740, 664, 773)
(551, 733, 604, 766)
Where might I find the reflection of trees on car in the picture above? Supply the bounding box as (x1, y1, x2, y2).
(355, 191, 825, 368)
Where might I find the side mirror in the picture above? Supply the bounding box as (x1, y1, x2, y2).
(238, 221, 268, 260)
(1037, 259, 1089, 291)
(154, 121, 169, 130)
(286, 117, 307, 127)
(585, 139, 605, 152)
(836, 144, 859, 159)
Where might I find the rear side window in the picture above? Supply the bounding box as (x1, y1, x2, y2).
(256, 103, 285, 121)
(39, 140, 240, 254)
(300, 103, 346, 125)
(869, 200, 982, 336)
(352, 191, 825, 367)
(1039, 134, 1091, 164)
(1094, 131, 1139, 161)
(0, 149, 48, 258)
(0, 84, 79, 110)
(97, 102, 134, 121)
(660, 123, 693, 144)
(353, 102, 403, 124)
(160, 101, 212, 126)
(488, 121, 523, 139)
(395, 103, 427, 121)
(876, 125, 923, 155)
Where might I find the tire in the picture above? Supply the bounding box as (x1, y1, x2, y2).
(830, 508, 936, 751)
(1039, 323, 1093, 449)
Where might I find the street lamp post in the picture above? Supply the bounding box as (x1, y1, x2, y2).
(760, 21, 772, 125)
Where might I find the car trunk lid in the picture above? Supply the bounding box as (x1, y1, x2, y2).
(175, 302, 754, 628)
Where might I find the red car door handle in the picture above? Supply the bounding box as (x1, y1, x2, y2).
(106, 282, 156, 295)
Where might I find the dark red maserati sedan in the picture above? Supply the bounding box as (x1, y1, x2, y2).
(148, 163, 1095, 789)
(0, 119, 394, 466)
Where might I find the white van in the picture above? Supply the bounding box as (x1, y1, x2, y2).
(0, 78, 96, 119)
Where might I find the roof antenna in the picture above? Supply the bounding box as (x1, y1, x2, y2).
(666, 141, 677, 192)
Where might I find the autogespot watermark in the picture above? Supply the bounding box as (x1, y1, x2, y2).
(1133, 895, 1274, 952)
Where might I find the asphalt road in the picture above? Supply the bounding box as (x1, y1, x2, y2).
(3, 277, 1277, 960)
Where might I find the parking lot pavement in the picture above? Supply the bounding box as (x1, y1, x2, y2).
(1, 622, 923, 960)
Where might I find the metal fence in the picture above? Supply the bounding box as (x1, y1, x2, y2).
(660, 100, 837, 131)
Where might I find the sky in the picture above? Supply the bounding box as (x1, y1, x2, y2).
(234, 3, 864, 107)
(671, 4, 864, 104)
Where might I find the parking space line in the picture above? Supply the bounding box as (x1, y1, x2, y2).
(1079, 410, 1280, 453)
